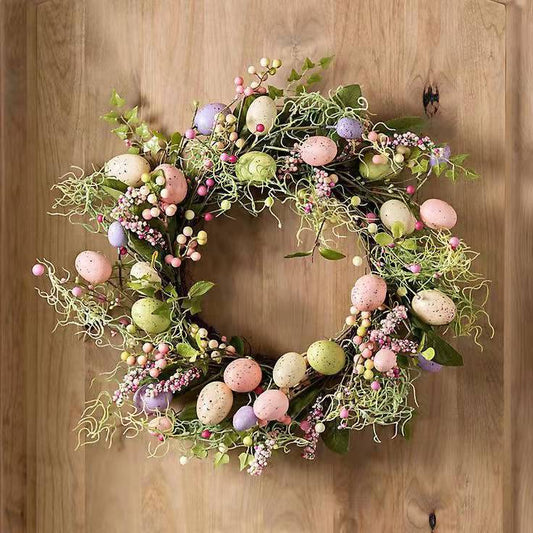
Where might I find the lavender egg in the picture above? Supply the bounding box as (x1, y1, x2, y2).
(417, 354, 443, 373)
(232, 405, 258, 431)
(194, 103, 229, 135)
(133, 385, 172, 414)
(336, 117, 363, 139)
(107, 221, 127, 248)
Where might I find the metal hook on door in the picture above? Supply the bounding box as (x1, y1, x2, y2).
(423, 84, 440, 117)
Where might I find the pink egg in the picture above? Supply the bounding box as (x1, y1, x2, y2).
(223, 358, 262, 393)
(253, 389, 289, 421)
(300, 136, 337, 166)
(155, 164, 188, 204)
(419, 199, 457, 230)
(373, 348, 397, 373)
(351, 274, 387, 311)
(75, 251, 112, 285)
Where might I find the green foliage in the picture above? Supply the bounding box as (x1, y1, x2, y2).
(319, 247, 345, 260)
(334, 84, 363, 109)
(322, 422, 350, 454)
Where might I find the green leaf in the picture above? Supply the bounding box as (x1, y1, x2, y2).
(450, 153, 469, 165)
(400, 238, 418, 251)
(169, 131, 182, 149)
(182, 297, 203, 316)
(128, 234, 156, 262)
(112, 124, 128, 140)
(421, 347, 435, 361)
(319, 55, 334, 69)
(124, 106, 139, 124)
(238, 452, 252, 471)
(229, 336, 245, 356)
(445, 169, 455, 180)
(144, 135, 162, 156)
(177, 402, 197, 421)
(151, 304, 170, 318)
(191, 444, 208, 459)
(101, 178, 128, 192)
(214, 452, 230, 468)
(433, 162, 448, 177)
(176, 343, 199, 358)
(334, 84, 362, 109)
(288, 388, 320, 419)
(321, 422, 350, 454)
(127, 146, 140, 155)
(287, 68, 302, 82)
(188, 281, 215, 298)
(236, 94, 258, 132)
(379, 116, 426, 134)
(302, 57, 315, 70)
(110, 89, 125, 107)
(267, 85, 284, 99)
(374, 233, 394, 246)
(424, 330, 464, 366)
(391, 221, 406, 239)
(284, 250, 313, 259)
(319, 247, 346, 260)
(135, 123, 151, 140)
(295, 84, 305, 95)
(396, 354, 411, 368)
(101, 111, 119, 124)
(306, 73, 322, 86)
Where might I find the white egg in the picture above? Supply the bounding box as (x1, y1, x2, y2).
(246, 96, 277, 135)
(273, 352, 307, 388)
(412, 289, 457, 325)
(379, 199, 416, 235)
(105, 154, 150, 187)
(130, 262, 161, 284)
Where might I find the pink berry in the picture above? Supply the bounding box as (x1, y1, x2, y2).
(449, 236, 460, 249)
(371, 381, 381, 391)
(340, 408, 350, 419)
(368, 131, 379, 142)
(142, 342, 153, 354)
(197, 185, 208, 196)
(164, 254, 174, 264)
(185, 128, 196, 140)
(406, 185, 416, 195)
(220, 152, 230, 162)
(235, 85, 244, 94)
(256, 124, 265, 133)
(228, 155, 237, 164)
(155, 359, 167, 369)
(362, 348, 372, 359)
(71, 286, 83, 297)
(204, 213, 214, 222)
(190, 251, 201, 262)
(409, 264, 421, 274)
(171, 257, 182, 268)
(206, 178, 215, 187)
(372, 154, 385, 165)
(353, 336, 363, 345)
(234, 76, 244, 86)
(149, 368, 160, 378)
(142, 208, 152, 220)
(257, 87, 267, 94)
(366, 212, 377, 222)
(32, 263, 45, 276)
(201, 430, 211, 439)
(300, 420, 311, 432)
(97, 214, 104, 223)
(244, 87, 254, 97)
(415, 221, 424, 231)
(158, 342, 169, 354)
(203, 159, 213, 169)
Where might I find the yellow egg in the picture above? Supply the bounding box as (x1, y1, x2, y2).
(273, 352, 307, 387)
(196, 381, 233, 425)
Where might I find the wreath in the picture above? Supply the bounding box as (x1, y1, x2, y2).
(33, 55, 492, 475)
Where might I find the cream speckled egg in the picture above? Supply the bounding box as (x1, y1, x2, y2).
(246, 96, 277, 135)
(105, 154, 150, 187)
(379, 199, 416, 235)
(130, 261, 161, 284)
(373, 348, 397, 373)
(307, 340, 346, 375)
(351, 274, 387, 311)
(196, 381, 233, 425)
(223, 358, 262, 393)
(75, 251, 112, 285)
(148, 415, 173, 435)
(273, 352, 307, 388)
(131, 297, 171, 334)
(419, 199, 457, 230)
(154, 164, 187, 204)
(253, 389, 289, 421)
(412, 290, 457, 325)
(300, 136, 337, 166)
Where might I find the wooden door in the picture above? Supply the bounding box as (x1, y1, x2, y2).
(2, 1, 532, 532)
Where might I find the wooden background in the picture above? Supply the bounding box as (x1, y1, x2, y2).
(1, 0, 532, 531)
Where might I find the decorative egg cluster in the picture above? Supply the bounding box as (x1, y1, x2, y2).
(33, 54, 489, 476)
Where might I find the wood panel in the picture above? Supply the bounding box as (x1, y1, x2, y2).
(1, 0, 531, 531)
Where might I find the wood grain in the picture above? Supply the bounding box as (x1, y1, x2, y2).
(1, 0, 531, 531)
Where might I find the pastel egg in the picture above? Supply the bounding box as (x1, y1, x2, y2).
(359, 152, 398, 181)
(130, 261, 161, 284)
(246, 95, 277, 135)
(194, 103, 229, 135)
(307, 340, 346, 375)
(154, 164, 187, 204)
(107, 221, 127, 248)
(379, 199, 416, 235)
(419, 199, 457, 230)
(336, 117, 363, 139)
(147, 415, 173, 435)
(253, 389, 289, 421)
(417, 354, 443, 373)
(351, 274, 387, 312)
(196, 381, 233, 425)
(105, 154, 150, 187)
(235, 151, 276, 183)
(412, 289, 456, 326)
(232, 405, 258, 431)
(131, 297, 171, 334)
(300, 136, 337, 166)
(273, 352, 307, 388)
(133, 385, 172, 414)
(373, 348, 397, 373)
(75, 250, 113, 285)
(223, 358, 262, 393)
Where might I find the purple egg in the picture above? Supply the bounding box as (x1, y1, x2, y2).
(336, 117, 363, 139)
(417, 354, 443, 373)
(133, 385, 173, 414)
(232, 405, 258, 431)
(107, 221, 127, 248)
(194, 103, 229, 135)
(429, 145, 451, 167)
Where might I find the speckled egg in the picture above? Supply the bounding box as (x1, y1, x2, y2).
(223, 358, 262, 393)
(307, 340, 346, 375)
(235, 151, 276, 183)
(194, 103, 229, 135)
(131, 297, 171, 334)
(373, 348, 397, 373)
(417, 354, 443, 373)
(359, 152, 398, 181)
(246, 96, 277, 135)
(75, 250, 113, 285)
(107, 221, 127, 248)
(154, 164, 187, 204)
(130, 261, 161, 284)
(412, 290, 457, 326)
(419, 199, 457, 230)
(105, 154, 150, 187)
(232, 405, 258, 431)
(379, 199, 416, 235)
(273, 352, 307, 388)
(350, 274, 387, 312)
(196, 381, 233, 425)
(133, 385, 172, 414)
(148, 415, 173, 435)
(336, 117, 363, 139)
(300, 136, 337, 166)
(253, 389, 289, 421)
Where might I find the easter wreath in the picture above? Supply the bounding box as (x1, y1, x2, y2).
(34, 56, 492, 475)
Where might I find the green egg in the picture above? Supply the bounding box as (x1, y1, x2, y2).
(235, 151, 276, 184)
(307, 340, 346, 375)
(131, 297, 171, 334)
(359, 152, 400, 181)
